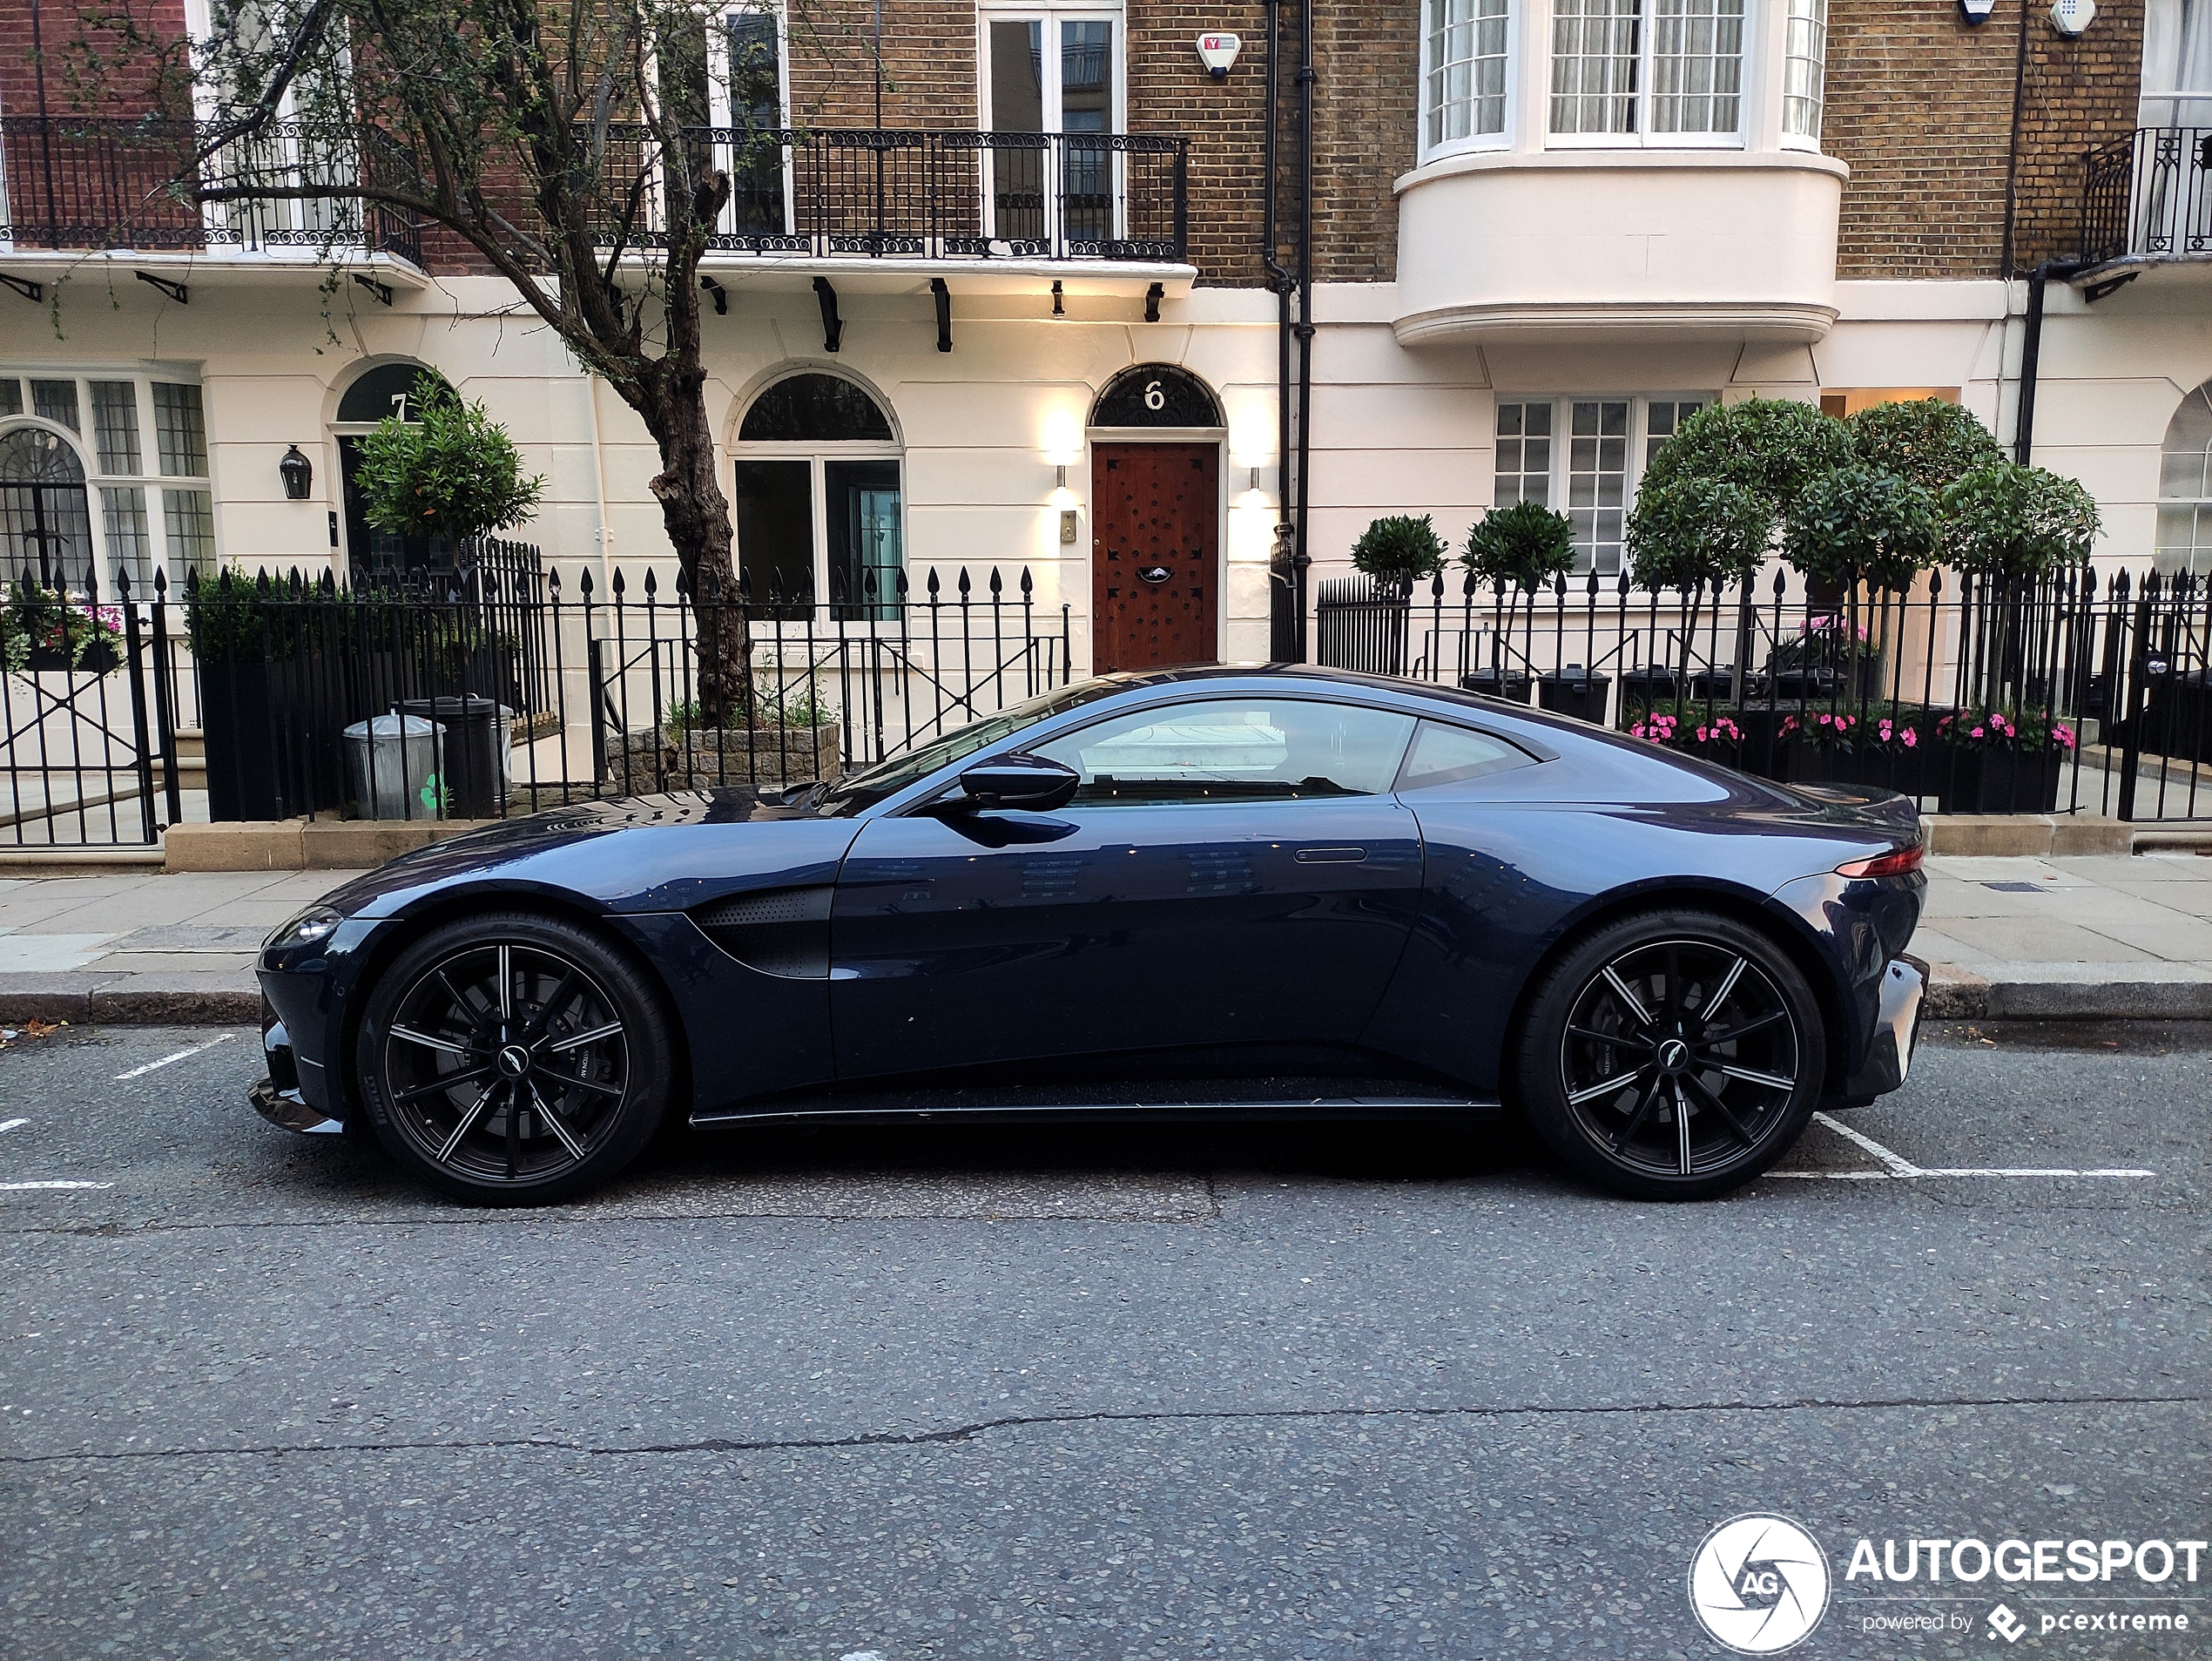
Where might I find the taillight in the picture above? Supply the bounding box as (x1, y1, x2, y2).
(1836, 844, 1925, 880)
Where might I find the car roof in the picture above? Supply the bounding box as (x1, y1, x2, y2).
(1092, 663, 1579, 731)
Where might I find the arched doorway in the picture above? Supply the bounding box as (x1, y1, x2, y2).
(1087, 363, 1224, 672)
(333, 360, 457, 581)
(0, 424, 96, 591)
(732, 369, 903, 618)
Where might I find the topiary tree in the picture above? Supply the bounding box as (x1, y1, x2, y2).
(1462, 500, 1575, 591)
(1624, 477, 1772, 593)
(354, 373, 547, 551)
(1845, 398, 2005, 496)
(1350, 514, 1447, 591)
(1940, 463, 2101, 709)
(1784, 465, 1941, 593)
(1939, 463, 2102, 580)
(1636, 396, 1853, 546)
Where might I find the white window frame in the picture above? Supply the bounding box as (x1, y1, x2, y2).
(731, 375, 907, 625)
(1779, 0, 1828, 152)
(978, 0, 1128, 246)
(1418, 0, 1518, 163)
(1491, 392, 1712, 576)
(705, 3, 796, 242)
(1546, 0, 1753, 151)
(0, 368, 216, 593)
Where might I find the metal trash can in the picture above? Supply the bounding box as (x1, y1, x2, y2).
(401, 696, 513, 819)
(344, 711, 445, 820)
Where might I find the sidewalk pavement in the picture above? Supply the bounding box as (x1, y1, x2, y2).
(3, 855, 2212, 1028)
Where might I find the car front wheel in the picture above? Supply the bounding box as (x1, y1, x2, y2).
(1514, 909, 1826, 1200)
(357, 913, 673, 1205)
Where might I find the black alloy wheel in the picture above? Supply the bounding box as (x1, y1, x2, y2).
(1515, 910, 1826, 1200)
(358, 913, 672, 1204)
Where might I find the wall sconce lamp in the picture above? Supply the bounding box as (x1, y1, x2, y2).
(1959, 0, 1997, 21)
(280, 444, 314, 501)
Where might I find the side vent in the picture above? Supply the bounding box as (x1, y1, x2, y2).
(691, 885, 833, 980)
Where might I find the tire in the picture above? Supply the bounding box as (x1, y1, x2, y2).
(355, 911, 675, 1205)
(1513, 908, 1826, 1201)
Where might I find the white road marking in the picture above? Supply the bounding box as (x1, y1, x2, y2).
(0, 1118, 26, 1134)
(1769, 1113, 2157, 1181)
(0, 1180, 112, 1192)
(112, 1032, 236, 1081)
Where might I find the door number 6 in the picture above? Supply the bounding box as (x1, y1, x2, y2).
(1143, 380, 1165, 412)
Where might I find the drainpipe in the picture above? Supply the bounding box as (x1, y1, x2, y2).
(2013, 259, 2080, 466)
(1262, 0, 1295, 659)
(1292, 0, 1316, 661)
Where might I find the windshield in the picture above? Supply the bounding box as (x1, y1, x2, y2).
(817, 679, 1123, 816)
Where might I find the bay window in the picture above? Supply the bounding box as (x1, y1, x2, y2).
(1781, 0, 1828, 145)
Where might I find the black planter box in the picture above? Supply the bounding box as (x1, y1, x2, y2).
(22, 640, 120, 675)
(201, 652, 350, 820)
(1937, 747, 2066, 814)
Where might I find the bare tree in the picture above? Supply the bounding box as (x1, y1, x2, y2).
(68, 0, 840, 723)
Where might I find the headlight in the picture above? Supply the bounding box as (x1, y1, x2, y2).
(265, 905, 344, 953)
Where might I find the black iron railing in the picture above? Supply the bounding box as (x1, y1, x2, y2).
(595, 126, 1189, 263)
(2082, 126, 2212, 266)
(1314, 563, 2212, 822)
(0, 115, 422, 263)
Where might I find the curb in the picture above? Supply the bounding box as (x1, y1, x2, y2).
(0, 985, 260, 1026)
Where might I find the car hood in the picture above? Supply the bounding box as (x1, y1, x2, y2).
(314, 791, 863, 920)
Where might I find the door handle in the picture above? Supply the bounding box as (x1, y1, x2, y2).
(1295, 846, 1368, 864)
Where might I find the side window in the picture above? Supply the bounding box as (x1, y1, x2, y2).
(1031, 699, 1417, 806)
(1396, 719, 1537, 791)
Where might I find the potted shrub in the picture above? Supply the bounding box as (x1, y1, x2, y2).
(1940, 463, 2101, 715)
(1462, 501, 1576, 708)
(352, 372, 547, 558)
(1775, 703, 1932, 796)
(1845, 398, 2005, 497)
(617, 679, 844, 793)
(1625, 707, 1746, 764)
(187, 567, 351, 820)
(1349, 514, 1447, 596)
(1624, 474, 1771, 704)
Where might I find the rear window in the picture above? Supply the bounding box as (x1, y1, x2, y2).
(1394, 720, 1537, 791)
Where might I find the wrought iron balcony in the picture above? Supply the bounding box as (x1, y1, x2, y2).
(2082, 126, 2212, 267)
(594, 126, 1190, 265)
(0, 115, 421, 264)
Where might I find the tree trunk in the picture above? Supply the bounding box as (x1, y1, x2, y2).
(645, 375, 752, 731)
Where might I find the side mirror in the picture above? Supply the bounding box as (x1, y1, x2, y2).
(946, 754, 1081, 814)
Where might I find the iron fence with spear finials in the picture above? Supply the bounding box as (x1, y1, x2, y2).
(1314, 561, 2212, 821)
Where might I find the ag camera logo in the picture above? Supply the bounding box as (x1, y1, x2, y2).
(1689, 1514, 1832, 1654)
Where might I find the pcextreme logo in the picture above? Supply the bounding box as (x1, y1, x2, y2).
(1688, 1514, 1832, 1654)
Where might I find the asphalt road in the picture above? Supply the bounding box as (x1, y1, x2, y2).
(1, 1022, 2206, 1660)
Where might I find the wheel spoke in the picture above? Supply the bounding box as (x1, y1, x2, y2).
(505, 1070, 522, 1178)
(390, 1024, 467, 1057)
(1568, 1069, 1648, 1106)
(1674, 1081, 1691, 1175)
(1609, 1075, 1664, 1153)
(548, 1021, 624, 1055)
(498, 943, 514, 1023)
(1703, 955, 1747, 1022)
(435, 1083, 499, 1162)
(1683, 1073, 1757, 1147)
(527, 1081, 587, 1163)
(1699, 1009, 1786, 1048)
(1600, 965, 1654, 1027)
(526, 968, 580, 1038)
(396, 1066, 489, 1105)
(1718, 1063, 1796, 1092)
(1568, 1024, 1651, 1050)
(536, 1064, 623, 1098)
(1663, 944, 1682, 1016)
(437, 969, 486, 1031)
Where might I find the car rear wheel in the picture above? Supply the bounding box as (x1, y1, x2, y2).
(357, 913, 673, 1205)
(1514, 909, 1825, 1200)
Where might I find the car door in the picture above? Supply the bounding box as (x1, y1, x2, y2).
(829, 693, 1427, 1082)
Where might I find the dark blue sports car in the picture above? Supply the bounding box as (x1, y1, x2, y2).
(253, 666, 1927, 1204)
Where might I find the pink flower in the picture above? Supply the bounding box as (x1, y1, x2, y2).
(1903, 730, 1918, 747)
(1971, 726, 1985, 739)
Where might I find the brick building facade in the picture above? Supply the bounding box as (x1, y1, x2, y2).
(1, 0, 2205, 671)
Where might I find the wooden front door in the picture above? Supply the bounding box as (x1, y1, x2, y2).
(1091, 442, 1219, 672)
